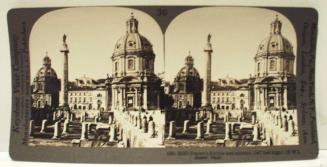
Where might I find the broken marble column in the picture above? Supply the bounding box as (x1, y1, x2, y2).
(231, 123, 235, 134)
(80, 122, 88, 140)
(283, 116, 288, 132)
(266, 132, 272, 146)
(108, 115, 113, 125)
(288, 119, 296, 136)
(237, 115, 242, 122)
(142, 117, 148, 133)
(224, 123, 231, 140)
(182, 120, 190, 134)
(205, 121, 212, 135)
(251, 113, 256, 124)
(253, 124, 259, 141)
(167, 121, 176, 139)
(138, 116, 142, 129)
(52, 121, 61, 140)
(65, 112, 70, 122)
(132, 116, 135, 126)
(279, 115, 283, 128)
(62, 119, 69, 135)
(213, 113, 217, 122)
(40, 119, 47, 133)
(70, 113, 74, 122)
(240, 111, 244, 121)
(209, 112, 214, 122)
(118, 128, 123, 141)
(223, 114, 227, 122)
(109, 125, 117, 142)
(195, 112, 200, 122)
(29, 120, 35, 136)
(53, 112, 56, 121)
(196, 121, 204, 140)
(148, 120, 156, 138)
(134, 116, 138, 127)
(261, 126, 266, 140)
(80, 113, 85, 123)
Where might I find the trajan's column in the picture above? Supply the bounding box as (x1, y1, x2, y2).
(202, 34, 213, 109)
(59, 34, 69, 108)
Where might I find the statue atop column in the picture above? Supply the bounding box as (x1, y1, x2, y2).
(202, 33, 213, 111)
(59, 34, 70, 111)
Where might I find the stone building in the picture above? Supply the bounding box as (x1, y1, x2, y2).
(170, 53, 203, 109)
(68, 88, 109, 112)
(68, 75, 111, 111)
(211, 77, 249, 110)
(248, 16, 296, 110)
(109, 14, 166, 147)
(211, 88, 249, 111)
(111, 14, 162, 111)
(31, 54, 60, 110)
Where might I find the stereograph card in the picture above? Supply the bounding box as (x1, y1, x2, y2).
(8, 6, 319, 163)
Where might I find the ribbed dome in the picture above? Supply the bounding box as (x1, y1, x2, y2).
(35, 55, 58, 78)
(36, 67, 57, 78)
(112, 14, 154, 57)
(176, 66, 200, 78)
(176, 53, 200, 79)
(256, 34, 293, 56)
(256, 16, 294, 57)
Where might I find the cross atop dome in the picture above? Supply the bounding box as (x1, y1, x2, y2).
(185, 51, 194, 67)
(126, 12, 139, 33)
(43, 51, 51, 67)
(270, 14, 282, 34)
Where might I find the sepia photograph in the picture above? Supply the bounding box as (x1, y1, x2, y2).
(28, 6, 299, 148)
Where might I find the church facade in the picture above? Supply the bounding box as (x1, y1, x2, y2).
(31, 54, 60, 110)
(111, 14, 163, 111)
(31, 54, 61, 121)
(170, 53, 203, 109)
(248, 16, 296, 111)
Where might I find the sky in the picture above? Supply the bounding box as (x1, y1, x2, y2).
(30, 7, 164, 82)
(30, 7, 297, 83)
(165, 7, 297, 82)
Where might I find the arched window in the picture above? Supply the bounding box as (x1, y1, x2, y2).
(269, 59, 277, 71)
(257, 62, 261, 73)
(115, 62, 119, 72)
(145, 59, 151, 70)
(128, 59, 135, 70)
(285, 60, 289, 72)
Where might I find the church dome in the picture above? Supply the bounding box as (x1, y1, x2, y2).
(176, 52, 200, 79)
(113, 13, 154, 58)
(256, 16, 294, 57)
(254, 15, 296, 78)
(35, 54, 58, 78)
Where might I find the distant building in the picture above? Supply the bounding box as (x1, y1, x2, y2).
(211, 77, 249, 110)
(31, 54, 60, 110)
(68, 88, 109, 112)
(248, 16, 296, 111)
(170, 53, 203, 109)
(68, 75, 112, 112)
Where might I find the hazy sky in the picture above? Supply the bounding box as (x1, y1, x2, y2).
(30, 7, 164, 82)
(30, 7, 296, 83)
(165, 7, 297, 82)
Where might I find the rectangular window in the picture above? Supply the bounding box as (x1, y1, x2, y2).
(128, 59, 135, 70)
